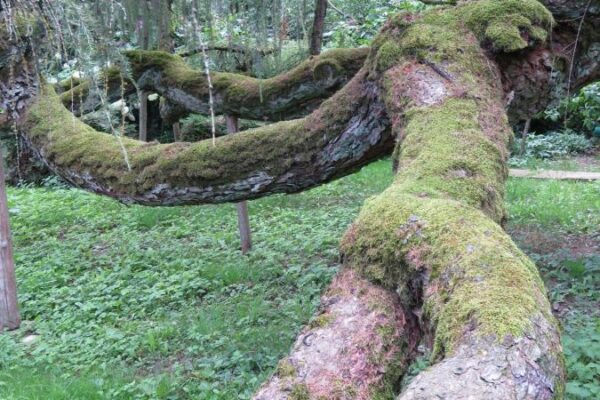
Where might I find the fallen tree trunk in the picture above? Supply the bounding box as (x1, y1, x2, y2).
(3, 0, 600, 398)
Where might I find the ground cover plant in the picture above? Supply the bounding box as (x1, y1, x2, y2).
(1, 0, 600, 397)
(0, 162, 392, 400)
(0, 157, 598, 399)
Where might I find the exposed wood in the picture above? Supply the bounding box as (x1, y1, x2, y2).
(138, 90, 149, 142)
(226, 115, 252, 254)
(309, 0, 328, 55)
(254, 269, 414, 399)
(0, 145, 20, 331)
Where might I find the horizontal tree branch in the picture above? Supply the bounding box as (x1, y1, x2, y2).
(124, 47, 369, 122)
(22, 69, 392, 206)
(177, 44, 276, 58)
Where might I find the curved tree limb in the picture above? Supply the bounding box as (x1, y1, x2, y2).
(22, 68, 391, 205)
(59, 48, 368, 122)
(5, 0, 600, 398)
(125, 47, 369, 122)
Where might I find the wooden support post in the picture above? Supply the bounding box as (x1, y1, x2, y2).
(226, 115, 252, 254)
(173, 122, 182, 142)
(236, 200, 251, 254)
(139, 90, 149, 142)
(0, 146, 20, 331)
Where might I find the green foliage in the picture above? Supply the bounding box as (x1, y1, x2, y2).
(511, 131, 594, 163)
(0, 160, 393, 400)
(519, 251, 599, 400)
(1, 157, 599, 398)
(564, 318, 600, 400)
(544, 83, 600, 136)
(325, 0, 426, 48)
(506, 179, 600, 233)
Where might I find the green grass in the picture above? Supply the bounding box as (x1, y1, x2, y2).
(0, 160, 393, 400)
(505, 175, 599, 399)
(1, 158, 598, 399)
(509, 156, 600, 172)
(506, 179, 600, 232)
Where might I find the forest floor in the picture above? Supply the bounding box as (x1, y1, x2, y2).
(0, 156, 598, 400)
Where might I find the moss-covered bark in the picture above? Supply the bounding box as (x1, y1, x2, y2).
(340, 2, 564, 398)
(22, 70, 391, 205)
(256, 1, 569, 398)
(5, 0, 600, 398)
(125, 47, 369, 122)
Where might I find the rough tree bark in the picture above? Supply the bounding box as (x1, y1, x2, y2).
(0, 145, 20, 331)
(2, 0, 600, 398)
(59, 48, 368, 124)
(310, 0, 329, 56)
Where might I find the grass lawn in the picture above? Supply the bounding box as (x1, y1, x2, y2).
(0, 159, 598, 399)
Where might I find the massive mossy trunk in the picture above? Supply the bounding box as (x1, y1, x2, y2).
(2, 0, 600, 398)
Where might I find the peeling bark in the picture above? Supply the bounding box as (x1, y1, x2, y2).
(254, 269, 417, 399)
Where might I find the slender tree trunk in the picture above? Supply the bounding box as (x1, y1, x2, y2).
(309, 0, 328, 55)
(141, 0, 151, 50)
(0, 146, 19, 331)
(138, 90, 149, 142)
(226, 115, 252, 254)
(520, 119, 531, 156)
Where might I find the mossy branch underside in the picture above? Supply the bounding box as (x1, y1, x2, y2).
(24, 69, 391, 206)
(5, 0, 599, 398)
(60, 48, 369, 123)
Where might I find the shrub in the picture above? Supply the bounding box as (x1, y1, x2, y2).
(544, 82, 600, 136)
(512, 130, 594, 160)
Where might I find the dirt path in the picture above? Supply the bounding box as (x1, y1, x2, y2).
(509, 169, 600, 180)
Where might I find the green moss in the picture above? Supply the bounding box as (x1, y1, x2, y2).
(374, 41, 404, 72)
(343, 190, 549, 356)
(60, 81, 91, 106)
(341, 93, 550, 356)
(348, 3, 557, 358)
(290, 384, 311, 400)
(276, 359, 296, 378)
(461, 0, 554, 52)
(26, 80, 367, 199)
(124, 48, 368, 112)
(309, 314, 333, 329)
